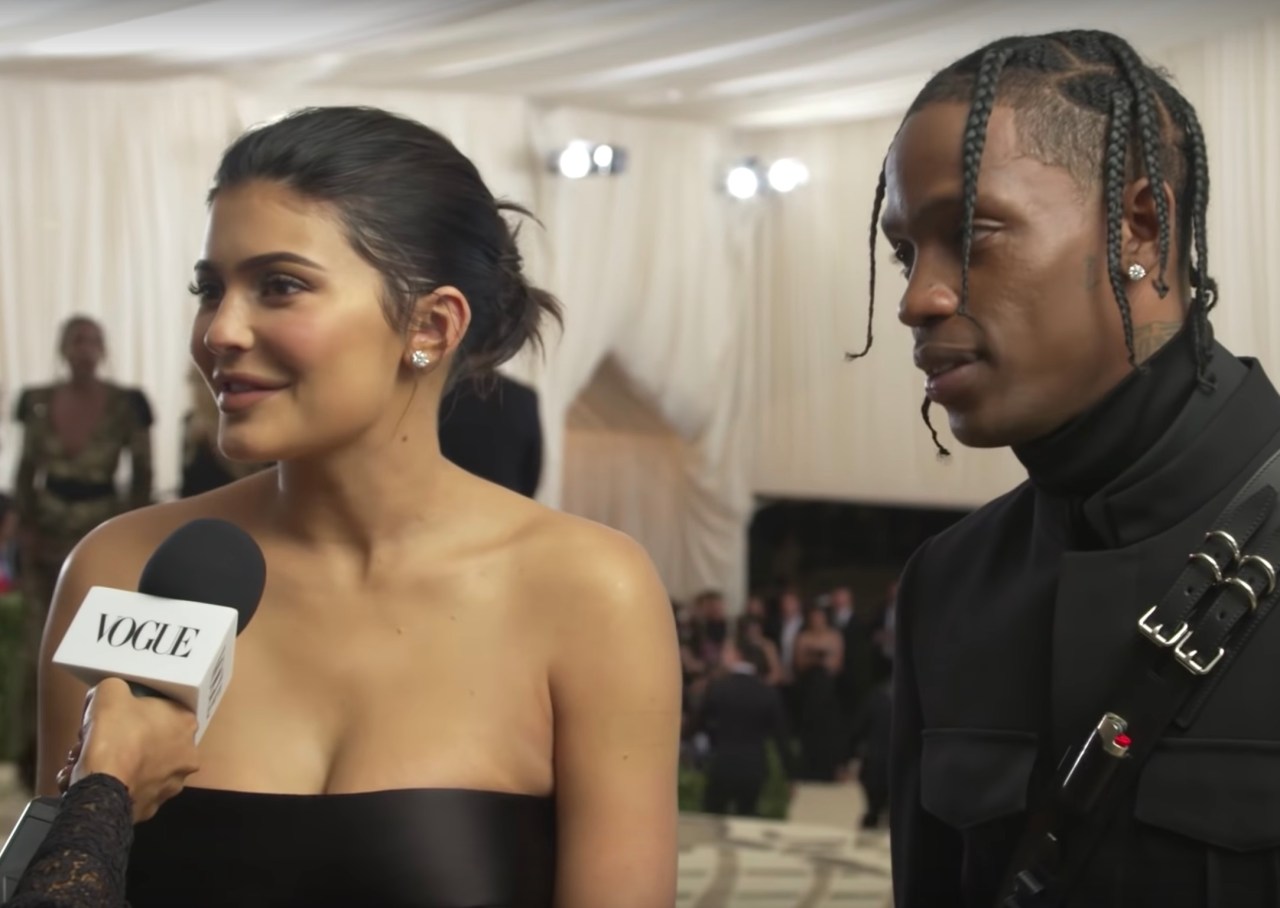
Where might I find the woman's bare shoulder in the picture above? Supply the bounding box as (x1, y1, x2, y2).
(513, 504, 668, 621)
(69, 473, 273, 588)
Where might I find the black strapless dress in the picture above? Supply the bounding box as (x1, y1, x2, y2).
(126, 787, 556, 907)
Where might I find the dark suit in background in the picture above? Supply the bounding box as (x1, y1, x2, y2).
(697, 646, 795, 817)
(438, 375, 542, 498)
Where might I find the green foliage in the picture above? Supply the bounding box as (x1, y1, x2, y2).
(0, 593, 26, 762)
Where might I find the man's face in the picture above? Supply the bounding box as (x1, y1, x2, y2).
(881, 102, 1140, 448)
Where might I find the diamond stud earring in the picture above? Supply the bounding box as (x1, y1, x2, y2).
(410, 350, 431, 369)
(1127, 263, 1148, 282)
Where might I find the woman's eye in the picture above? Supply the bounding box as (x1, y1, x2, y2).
(188, 281, 221, 306)
(261, 274, 306, 298)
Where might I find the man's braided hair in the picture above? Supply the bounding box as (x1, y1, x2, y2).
(848, 31, 1218, 455)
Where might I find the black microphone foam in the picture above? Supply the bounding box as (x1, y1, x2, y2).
(136, 518, 266, 635)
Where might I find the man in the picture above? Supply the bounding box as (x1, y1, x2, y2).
(696, 636, 794, 817)
(868, 31, 1280, 908)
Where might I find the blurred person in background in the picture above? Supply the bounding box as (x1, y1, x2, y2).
(792, 603, 844, 781)
(696, 635, 794, 817)
(11, 315, 153, 791)
(737, 615, 783, 685)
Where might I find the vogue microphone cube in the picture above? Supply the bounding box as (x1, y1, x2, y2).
(52, 517, 266, 742)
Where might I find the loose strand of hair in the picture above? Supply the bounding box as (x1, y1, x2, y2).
(921, 397, 951, 458)
(848, 165, 887, 361)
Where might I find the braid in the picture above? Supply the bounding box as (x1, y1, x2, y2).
(959, 46, 1017, 311)
(1182, 101, 1217, 385)
(1104, 89, 1139, 367)
(921, 397, 951, 458)
(848, 164, 886, 361)
(1100, 36, 1173, 298)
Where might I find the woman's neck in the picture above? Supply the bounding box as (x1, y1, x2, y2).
(64, 373, 100, 392)
(268, 416, 459, 560)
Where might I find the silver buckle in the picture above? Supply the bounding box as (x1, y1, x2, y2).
(1204, 529, 1242, 569)
(1173, 634, 1225, 676)
(1238, 554, 1277, 601)
(1138, 605, 1191, 647)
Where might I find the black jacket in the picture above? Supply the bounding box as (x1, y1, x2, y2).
(438, 376, 542, 498)
(892, 336, 1280, 907)
(699, 670, 796, 779)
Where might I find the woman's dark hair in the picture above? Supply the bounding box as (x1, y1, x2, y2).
(209, 106, 561, 390)
(848, 31, 1216, 454)
(734, 638, 769, 676)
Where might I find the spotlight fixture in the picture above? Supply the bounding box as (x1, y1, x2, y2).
(726, 164, 761, 200)
(766, 158, 810, 193)
(723, 156, 810, 199)
(550, 141, 627, 178)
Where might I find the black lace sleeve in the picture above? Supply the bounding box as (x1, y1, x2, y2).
(8, 774, 134, 908)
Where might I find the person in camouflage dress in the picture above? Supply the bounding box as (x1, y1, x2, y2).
(10, 315, 153, 789)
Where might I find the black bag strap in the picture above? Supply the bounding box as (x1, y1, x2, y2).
(997, 444, 1280, 908)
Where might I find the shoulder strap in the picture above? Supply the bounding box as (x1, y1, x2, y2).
(998, 443, 1280, 908)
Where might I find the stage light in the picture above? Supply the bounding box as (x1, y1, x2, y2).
(767, 158, 810, 193)
(726, 165, 761, 200)
(557, 141, 592, 180)
(549, 141, 627, 178)
(723, 157, 809, 199)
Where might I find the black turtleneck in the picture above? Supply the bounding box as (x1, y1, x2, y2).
(892, 314, 1280, 908)
(1014, 326, 1203, 500)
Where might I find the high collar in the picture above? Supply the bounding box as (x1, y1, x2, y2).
(1015, 327, 1201, 499)
(1017, 334, 1279, 549)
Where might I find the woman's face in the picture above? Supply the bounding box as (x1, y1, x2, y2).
(806, 608, 830, 632)
(61, 321, 104, 377)
(189, 181, 412, 463)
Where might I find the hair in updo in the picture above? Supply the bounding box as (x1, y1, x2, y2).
(208, 106, 561, 389)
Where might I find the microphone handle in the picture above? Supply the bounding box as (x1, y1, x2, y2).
(127, 681, 164, 699)
(0, 798, 61, 903)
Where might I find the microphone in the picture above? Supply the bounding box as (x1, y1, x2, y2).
(0, 518, 265, 903)
(51, 518, 265, 743)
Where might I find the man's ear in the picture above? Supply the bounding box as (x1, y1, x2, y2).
(1121, 176, 1178, 296)
(402, 286, 471, 371)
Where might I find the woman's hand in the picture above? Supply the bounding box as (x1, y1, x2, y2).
(56, 678, 199, 822)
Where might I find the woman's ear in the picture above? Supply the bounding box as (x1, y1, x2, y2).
(402, 286, 471, 372)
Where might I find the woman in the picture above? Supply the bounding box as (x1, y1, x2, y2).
(738, 615, 783, 686)
(13, 316, 153, 791)
(10, 679, 198, 908)
(37, 107, 680, 908)
(791, 604, 844, 781)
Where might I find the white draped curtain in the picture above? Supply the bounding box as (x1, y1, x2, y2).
(1, 14, 1277, 605)
(529, 107, 756, 606)
(0, 77, 238, 499)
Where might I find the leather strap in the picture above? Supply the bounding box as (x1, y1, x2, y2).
(998, 445, 1280, 907)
